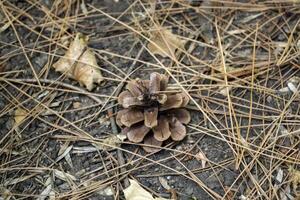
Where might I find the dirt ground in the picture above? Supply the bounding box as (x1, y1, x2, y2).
(0, 0, 300, 200)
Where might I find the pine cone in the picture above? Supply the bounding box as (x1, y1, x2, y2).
(117, 72, 191, 152)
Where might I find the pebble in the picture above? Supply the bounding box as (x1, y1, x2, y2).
(287, 82, 297, 93)
(185, 186, 194, 195)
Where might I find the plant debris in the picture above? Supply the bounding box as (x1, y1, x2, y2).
(117, 72, 190, 152)
(289, 166, 300, 192)
(195, 151, 208, 168)
(147, 26, 185, 58)
(53, 33, 103, 91)
(124, 179, 168, 200)
(14, 107, 28, 126)
(93, 134, 127, 151)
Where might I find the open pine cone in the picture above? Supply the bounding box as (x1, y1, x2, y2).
(116, 72, 191, 152)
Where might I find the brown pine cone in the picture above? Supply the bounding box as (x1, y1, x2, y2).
(116, 72, 190, 152)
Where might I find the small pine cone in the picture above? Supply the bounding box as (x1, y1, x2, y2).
(117, 72, 191, 152)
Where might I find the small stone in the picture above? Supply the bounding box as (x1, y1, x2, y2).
(287, 82, 298, 93)
(266, 96, 273, 103)
(185, 186, 194, 195)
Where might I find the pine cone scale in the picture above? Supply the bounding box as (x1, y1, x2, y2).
(144, 107, 158, 128)
(160, 94, 183, 111)
(169, 118, 186, 141)
(125, 124, 150, 143)
(153, 116, 172, 141)
(120, 109, 144, 127)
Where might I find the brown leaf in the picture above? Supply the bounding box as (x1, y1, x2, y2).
(144, 107, 158, 128)
(147, 26, 185, 58)
(169, 117, 186, 141)
(160, 94, 183, 111)
(149, 72, 161, 94)
(120, 109, 144, 127)
(153, 117, 171, 141)
(143, 133, 163, 153)
(53, 33, 103, 91)
(125, 124, 150, 143)
(167, 109, 190, 124)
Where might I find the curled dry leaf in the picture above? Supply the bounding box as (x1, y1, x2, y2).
(53, 33, 103, 91)
(195, 151, 207, 168)
(147, 26, 185, 58)
(124, 179, 169, 200)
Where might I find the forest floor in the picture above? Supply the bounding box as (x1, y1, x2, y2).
(0, 0, 300, 199)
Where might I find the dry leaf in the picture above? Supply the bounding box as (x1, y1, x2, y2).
(73, 102, 81, 108)
(147, 26, 185, 58)
(97, 186, 114, 196)
(53, 169, 76, 181)
(158, 177, 171, 190)
(93, 134, 127, 150)
(56, 145, 73, 168)
(38, 177, 54, 200)
(53, 33, 103, 91)
(82, 181, 114, 196)
(14, 107, 27, 126)
(80, 0, 88, 16)
(0, 187, 12, 200)
(288, 166, 300, 192)
(276, 168, 284, 183)
(124, 179, 169, 200)
(195, 151, 207, 168)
